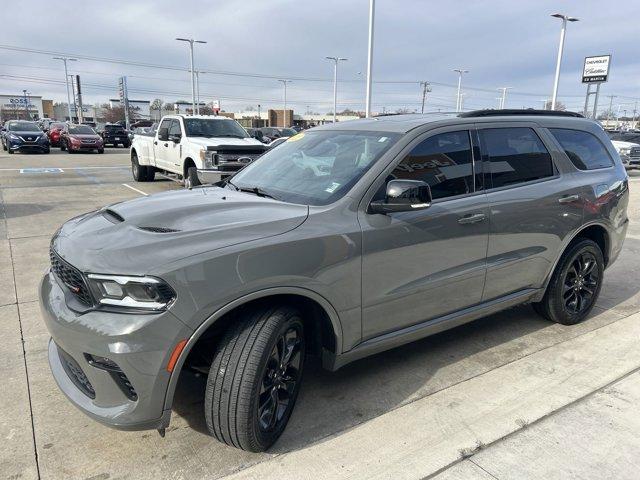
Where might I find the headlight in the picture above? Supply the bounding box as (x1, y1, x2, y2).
(619, 147, 631, 155)
(86, 274, 176, 311)
(202, 151, 216, 169)
(8, 133, 19, 140)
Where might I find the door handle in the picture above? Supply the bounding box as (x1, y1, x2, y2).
(458, 213, 486, 225)
(558, 194, 580, 204)
(164, 143, 168, 147)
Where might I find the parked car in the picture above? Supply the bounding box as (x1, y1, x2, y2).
(47, 122, 67, 147)
(60, 124, 104, 153)
(245, 127, 268, 143)
(607, 131, 640, 170)
(266, 136, 289, 149)
(100, 123, 130, 147)
(1, 120, 50, 154)
(258, 127, 297, 142)
(130, 115, 266, 187)
(128, 126, 151, 142)
(40, 110, 628, 452)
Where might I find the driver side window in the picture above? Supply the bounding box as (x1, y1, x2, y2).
(168, 120, 182, 137)
(388, 130, 474, 200)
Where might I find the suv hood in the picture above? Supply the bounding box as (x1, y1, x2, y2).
(52, 187, 309, 274)
(611, 140, 639, 150)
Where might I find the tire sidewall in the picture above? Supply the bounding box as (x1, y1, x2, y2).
(249, 314, 305, 450)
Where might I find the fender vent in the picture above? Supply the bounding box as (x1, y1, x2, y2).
(137, 226, 181, 233)
(102, 209, 124, 223)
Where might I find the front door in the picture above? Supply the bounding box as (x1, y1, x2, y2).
(359, 127, 489, 341)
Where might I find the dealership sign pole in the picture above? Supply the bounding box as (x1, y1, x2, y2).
(582, 55, 610, 119)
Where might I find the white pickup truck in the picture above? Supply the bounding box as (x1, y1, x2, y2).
(130, 115, 267, 187)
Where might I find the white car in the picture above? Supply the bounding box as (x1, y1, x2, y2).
(130, 115, 266, 187)
(611, 140, 640, 170)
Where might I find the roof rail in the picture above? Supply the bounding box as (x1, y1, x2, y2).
(459, 109, 584, 118)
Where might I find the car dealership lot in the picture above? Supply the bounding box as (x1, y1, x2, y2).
(2, 149, 640, 479)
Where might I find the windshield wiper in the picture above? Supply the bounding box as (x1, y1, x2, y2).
(225, 179, 278, 200)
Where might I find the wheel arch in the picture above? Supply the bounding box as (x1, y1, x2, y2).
(162, 287, 344, 411)
(183, 157, 196, 179)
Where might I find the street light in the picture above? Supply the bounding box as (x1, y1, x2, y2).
(498, 87, 512, 109)
(326, 56, 348, 123)
(453, 69, 468, 112)
(53, 56, 77, 122)
(176, 37, 207, 115)
(365, 0, 375, 117)
(278, 79, 292, 127)
(194, 70, 204, 114)
(550, 13, 579, 110)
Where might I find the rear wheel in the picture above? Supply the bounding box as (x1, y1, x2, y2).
(205, 305, 305, 452)
(533, 239, 604, 325)
(60, 140, 66, 151)
(98, 148, 104, 154)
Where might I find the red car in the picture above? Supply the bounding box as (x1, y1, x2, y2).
(47, 122, 66, 147)
(60, 124, 104, 154)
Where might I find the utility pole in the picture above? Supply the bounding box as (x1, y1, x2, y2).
(69, 74, 78, 122)
(22, 90, 30, 120)
(420, 81, 431, 113)
(453, 69, 468, 112)
(194, 70, 203, 114)
(278, 79, 292, 127)
(365, 0, 375, 117)
(75, 75, 84, 124)
(550, 13, 579, 110)
(632, 101, 638, 129)
(326, 56, 347, 123)
(176, 37, 207, 115)
(53, 56, 77, 122)
(607, 95, 616, 128)
(498, 87, 512, 109)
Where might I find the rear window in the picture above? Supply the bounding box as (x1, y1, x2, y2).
(105, 125, 125, 131)
(479, 127, 554, 189)
(549, 128, 614, 170)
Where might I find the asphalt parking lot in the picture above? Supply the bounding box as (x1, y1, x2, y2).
(2, 148, 640, 479)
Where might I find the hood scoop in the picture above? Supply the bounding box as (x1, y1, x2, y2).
(137, 226, 181, 233)
(102, 209, 124, 223)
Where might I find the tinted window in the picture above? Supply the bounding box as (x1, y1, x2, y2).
(550, 128, 614, 170)
(68, 125, 96, 134)
(168, 120, 182, 136)
(479, 127, 554, 188)
(389, 131, 474, 200)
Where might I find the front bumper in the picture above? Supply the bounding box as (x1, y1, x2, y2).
(40, 269, 193, 431)
(8, 142, 49, 152)
(197, 168, 234, 185)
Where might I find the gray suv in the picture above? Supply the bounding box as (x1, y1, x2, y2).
(40, 110, 629, 452)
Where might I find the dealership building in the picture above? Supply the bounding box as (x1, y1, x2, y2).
(0, 94, 44, 122)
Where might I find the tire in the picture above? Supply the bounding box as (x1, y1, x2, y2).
(205, 305, 305, 452)
(8, 148, 13, 154)
(184, 166, 201, 189)
(2, 142, 6, 151)
(533, 238, 604, 325)
(98, 148, 104, 154)
(145, 167, 155, 182)
(44, 147, 50, 154)
(60, 141, 66, 151)
(131, 153, 145, 182)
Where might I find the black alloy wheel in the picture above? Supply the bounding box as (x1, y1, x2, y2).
(562, 251, 600, 315)
(258, 324, 304, 433)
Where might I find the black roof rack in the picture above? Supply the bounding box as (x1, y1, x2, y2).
(459, 109, 584, 118)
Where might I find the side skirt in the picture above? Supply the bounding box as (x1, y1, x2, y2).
(323, 288, 540, 371)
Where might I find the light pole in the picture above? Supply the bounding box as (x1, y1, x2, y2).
(550, 13, 579, 110)
(420, 81, 431, 114)
(607, 95, 616, 128)
(326, 56, 347, 123)
(194, 70, 204, 114)
(498, 87, 512, 109)
(365, 0, 375, 117)
(176, 37, 207, 115)
(278, 79, 292, 127)
(53, 56, 77, 122)
(453, 69, 468, 112)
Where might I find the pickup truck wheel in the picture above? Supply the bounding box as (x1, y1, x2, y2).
(533, 239, 604, 325)
(184, 166, 201, 189)
(205, 305, 305, 452)
(145, 167, 155, 182)
(131, 153, 147, 182)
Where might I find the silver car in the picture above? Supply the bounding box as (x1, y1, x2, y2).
(40, 110, 629, 452)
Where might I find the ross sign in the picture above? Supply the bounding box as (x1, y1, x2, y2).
(582, 55, 611, 83)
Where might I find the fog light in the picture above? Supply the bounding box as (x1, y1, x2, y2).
(85, 353, 120, 371)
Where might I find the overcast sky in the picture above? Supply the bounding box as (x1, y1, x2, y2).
(1, 0, 638, 115)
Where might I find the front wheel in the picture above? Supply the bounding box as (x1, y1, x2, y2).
(184, 166, 201, 189)
(60, 141, 66, 151)
(205, 305, 305, 452)
(533, 239, 604, 325)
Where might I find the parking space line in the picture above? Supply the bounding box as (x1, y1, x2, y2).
(0, 165, 128, 172)
(122, 183, 148, 196)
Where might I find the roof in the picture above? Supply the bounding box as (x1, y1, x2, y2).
(312, 110, 593, 134)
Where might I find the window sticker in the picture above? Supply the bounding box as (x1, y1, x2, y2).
(325, 182, 341, 193)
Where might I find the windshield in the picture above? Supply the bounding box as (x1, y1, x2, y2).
(69, 125, 96, 135)
(279, 128, 297, 137)
(183, 118, 249, 138)
(229, 130, 400, 206)
(105, 125, 125, 131)
(9, 122, 40, 132)
(50, 123, 65, 130)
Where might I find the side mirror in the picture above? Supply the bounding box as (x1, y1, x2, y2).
(168, 133, 182, 143)
(157, 127, 169, 141)
(369, 179, 432, 214)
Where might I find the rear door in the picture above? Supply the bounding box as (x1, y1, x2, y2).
(359, 126, 489, 340)
(477, 123, 584, 300)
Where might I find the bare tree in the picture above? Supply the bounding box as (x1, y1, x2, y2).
(543, 100, 566, 111)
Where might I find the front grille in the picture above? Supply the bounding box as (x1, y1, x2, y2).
(216, 152, 261, 164)
(81, 139, 96, 144)
(630, 147, 640, 159)
(58, 346, 96, 399)
(49, 248, 94, 306)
